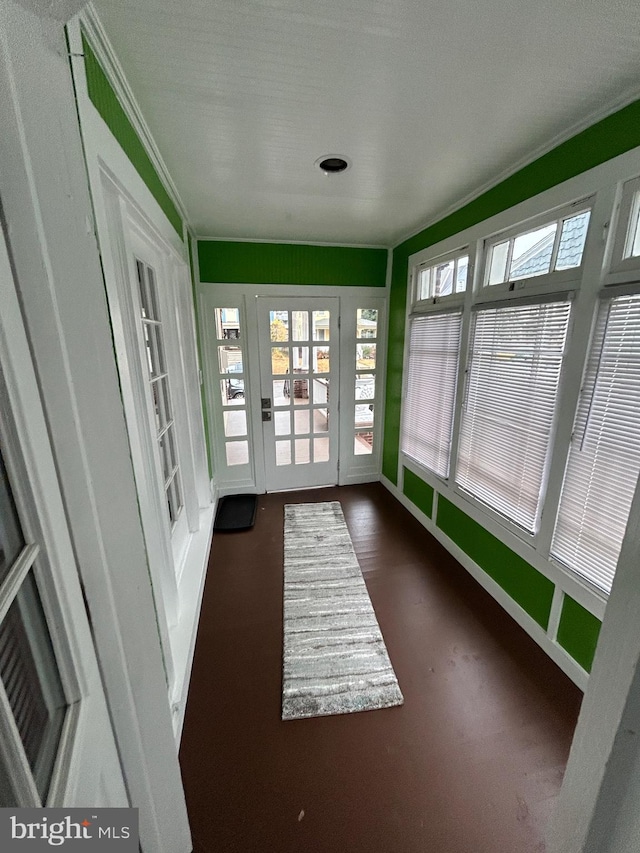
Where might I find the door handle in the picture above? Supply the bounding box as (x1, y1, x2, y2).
(261, 397, 272, 410)
(262, 411, 272, 422)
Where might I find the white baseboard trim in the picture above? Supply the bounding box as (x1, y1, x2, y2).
(380, 475, 588, 692)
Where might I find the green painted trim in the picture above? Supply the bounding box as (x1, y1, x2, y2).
(82, 35, 183, 237)
(436, 497, 554, 629)
(382, 97, 640, 484)
(197, 240, 387, 287)
(402, 468, 434, 519)
(557, 596, 602, 673)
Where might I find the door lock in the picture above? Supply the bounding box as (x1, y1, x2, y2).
(262, 411, 272, 422)
(261, 397, 272, 410)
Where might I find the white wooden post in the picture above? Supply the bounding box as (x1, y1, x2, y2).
(550, 470, 640, 853)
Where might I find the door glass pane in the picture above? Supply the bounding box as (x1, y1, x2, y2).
(274, 412, 290, 436)
(355, 375, 375, 401)
(292, 379, 309, 403)
(0, 571, 66, 802)
(218, 346, 243, 374)
(294, 439, 310, 464)
(221, 378, 245, 405)
(0, 448, 25, 585)
(313, 378, 329, 405)
(313, 347, 330, 373)
(356, 403, 374, 429)
(269, 310, 288, 342)
(223, 411, 247, 437)
(313, 408, 329, 433)
(312, 311, 329, 341)
(356, 309, 377, 338)
(276, 441, 291, 466)
(225, 441, 249, 466)
(314, 437, 329, 462)
(214, 308, 240, 340)
(273, 380, 289, 406)
(271, 347, 289, 375)
(356, 343, 376, 370)
(294, 410, 310, 435)
(355, 434, 374, 455)
(292, 347, 309, 374)
(291, 312, 309, 341)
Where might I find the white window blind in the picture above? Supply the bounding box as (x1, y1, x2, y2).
(401, 312, 462, 478)
(551, 294, 640, 594)
(456, 300, 571, 532)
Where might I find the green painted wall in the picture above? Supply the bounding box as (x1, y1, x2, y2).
(403, 467, 434, 518)
(198, 240, 387, 286)
(557, 596, 602, 673)
(436, 496, 554, 630)
(82, 35, 183, 237)
(382, 96, 640, 484)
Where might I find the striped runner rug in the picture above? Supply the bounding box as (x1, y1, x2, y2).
(282, 501, 404, 720)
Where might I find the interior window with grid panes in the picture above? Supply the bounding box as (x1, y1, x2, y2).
(354, 309, 378, 455)
(214, 307, 249, 466)
(136, 260, 184, 520)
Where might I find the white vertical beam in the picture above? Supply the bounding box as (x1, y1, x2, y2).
(550, 471, 640, 853)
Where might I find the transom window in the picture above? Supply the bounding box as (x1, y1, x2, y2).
(484, 203, 591, 289)
(416, 249, 470, 304)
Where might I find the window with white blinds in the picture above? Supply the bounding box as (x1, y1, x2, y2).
(551, 294, 640, 593)
(456, 300, 571, 532)
(401, 312, 462, 478)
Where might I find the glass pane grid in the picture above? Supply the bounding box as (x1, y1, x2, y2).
(0, 569, 66, 803)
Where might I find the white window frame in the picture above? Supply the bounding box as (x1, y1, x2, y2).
(479, 197, 594, 302)
(549, 284, 640, 595)
(413, 246, 473, 311)
(401, 307, 464, 482)
(399, 150, 640, 650)
(453, 295, 574, 538)
(607, 174, 640, 281)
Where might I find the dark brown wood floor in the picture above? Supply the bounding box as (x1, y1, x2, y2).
(179, 483, 581, 853)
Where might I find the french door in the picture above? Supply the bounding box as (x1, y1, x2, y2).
(257, 298, 340, 491)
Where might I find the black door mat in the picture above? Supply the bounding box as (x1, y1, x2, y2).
(214, 494, 258, 531)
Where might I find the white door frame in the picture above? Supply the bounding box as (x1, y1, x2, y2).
(199, 283, 388, 495)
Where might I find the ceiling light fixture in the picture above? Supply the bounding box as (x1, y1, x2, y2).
(316, 155, 351, 175)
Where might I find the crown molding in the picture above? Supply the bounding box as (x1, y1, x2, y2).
(78, 3, 191, 235)
(195, 235, 387, 250)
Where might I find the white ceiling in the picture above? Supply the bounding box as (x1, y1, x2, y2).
(94, 0, 640, 246)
